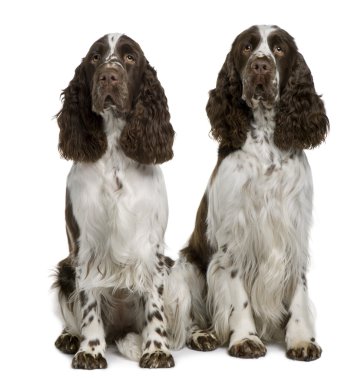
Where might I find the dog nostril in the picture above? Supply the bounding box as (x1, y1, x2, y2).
(252, 60, 270, 74)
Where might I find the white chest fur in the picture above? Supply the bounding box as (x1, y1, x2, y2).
(207, 108, 314, 328)
(66, 115, 168, 291)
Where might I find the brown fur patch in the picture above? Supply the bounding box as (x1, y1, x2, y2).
(181, 194, 214, 274)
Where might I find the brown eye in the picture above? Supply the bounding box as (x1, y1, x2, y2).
(274, 46, 284, 56)
(125, 54, 135, 63)
(92, 53, 100, 63)
(244, 44, 252, 52)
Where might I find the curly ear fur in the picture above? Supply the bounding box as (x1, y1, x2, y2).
(274, 53, 329, 150)
(119, 64, 174, 165)
(206, 53, 251, 153)
(57, 63, 107, 162)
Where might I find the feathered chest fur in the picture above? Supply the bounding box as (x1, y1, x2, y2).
(66, 118, 168, 292)
(206, 109, 314, 331)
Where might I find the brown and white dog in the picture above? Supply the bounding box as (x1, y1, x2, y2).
(166, 25, 329, 361)
(53, 33, 175, 369)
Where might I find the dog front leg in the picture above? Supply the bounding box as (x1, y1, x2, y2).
(285, 275, 322, 361)
(71, 268, 107, 369)
(139, 253, 174, 368)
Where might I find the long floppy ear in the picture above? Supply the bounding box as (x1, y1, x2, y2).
(119, 63, 174, 165)
(206, 52, 251, 153)
(57, 63, 107, 162)
(274, 53, 329, 150)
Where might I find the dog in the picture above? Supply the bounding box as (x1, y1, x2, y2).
(166, 25, 329, 361)
(53, 33, 175, 369)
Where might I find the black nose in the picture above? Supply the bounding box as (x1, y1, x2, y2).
(251, 58, 271, 75)
(98, 69, 120, 86)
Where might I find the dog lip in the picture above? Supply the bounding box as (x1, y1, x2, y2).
(103, 95, 116, 108)
(253, 84, 266, 100)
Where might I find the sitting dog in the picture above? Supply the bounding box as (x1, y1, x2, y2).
(166, 25, 329, 361)
(53, 33, 175, 369)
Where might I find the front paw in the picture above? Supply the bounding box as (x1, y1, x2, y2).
(229, 338, 267, 359)
(72, 351, 107, 369)
(187, 330, 219, 351)
(55, 332, 79, 354)
(139, 351, 175, 369)
(287, 341, 322, 361)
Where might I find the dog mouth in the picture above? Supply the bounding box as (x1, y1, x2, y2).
(92, 89, 129, 117)
(243, 81, 278, 109)
(103, 95, 117, 109)
(253, 84, 266, 100)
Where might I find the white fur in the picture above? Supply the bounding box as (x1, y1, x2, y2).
(106, 33, 123, 59)
(67, 112, 169, 294)
(116, 333, 143, 361)
(59, 109, 171, 362)
(206, 107, 313, 342)
(254, 25, 276, 58)
(164, 257, 208, 348)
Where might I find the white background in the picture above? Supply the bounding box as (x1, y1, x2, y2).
(1, 0, 360, 378)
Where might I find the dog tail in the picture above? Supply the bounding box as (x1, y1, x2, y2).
(116, 333, 142, 362)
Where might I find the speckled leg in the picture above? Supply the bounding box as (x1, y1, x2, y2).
(286, 277, 322, 361)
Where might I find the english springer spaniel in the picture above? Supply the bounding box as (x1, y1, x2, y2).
(53, 33, 175, 369)
(166, 25, 329, 361)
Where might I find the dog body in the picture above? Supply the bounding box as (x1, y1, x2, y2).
(54, 33, 175, 369)
(205, 109, 316, 355)
(206, 108, 313, 343)
(166, 25, 328, 361)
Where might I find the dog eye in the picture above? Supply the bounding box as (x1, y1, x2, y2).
(273, 46, 284, 56)
(92, 53, 101, 63)
(244, 44, 252, 52)
(125, 54, 136, 63)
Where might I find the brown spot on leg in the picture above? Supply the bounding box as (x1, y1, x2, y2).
(148, 310, 163, 322)
(164, 256, 175, 268)
(115, 176, 123, 191)
(88, 339, 100, 347)
(155, 328, 168, 337)
(82, 301, 97, 319)
(230, 305, 235, 317)
(231, 269, 238, 278)
(79, 291, 88, 307)
(157, 285, 164, 296)
(265, 164, 276, 176)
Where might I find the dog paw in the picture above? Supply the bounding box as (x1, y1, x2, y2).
(71, 351, 107, 369)
(187, 330, 219, 351)
(287, 341, 322, 361)
(228, 337, 267, 359)
(55, 332, 79, 355)
(139, 351, 175, 368)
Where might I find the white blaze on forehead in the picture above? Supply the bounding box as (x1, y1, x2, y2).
(254, 25, 277, 58)
(106, 33, 123, 59)
(249, 25, 281, 103)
